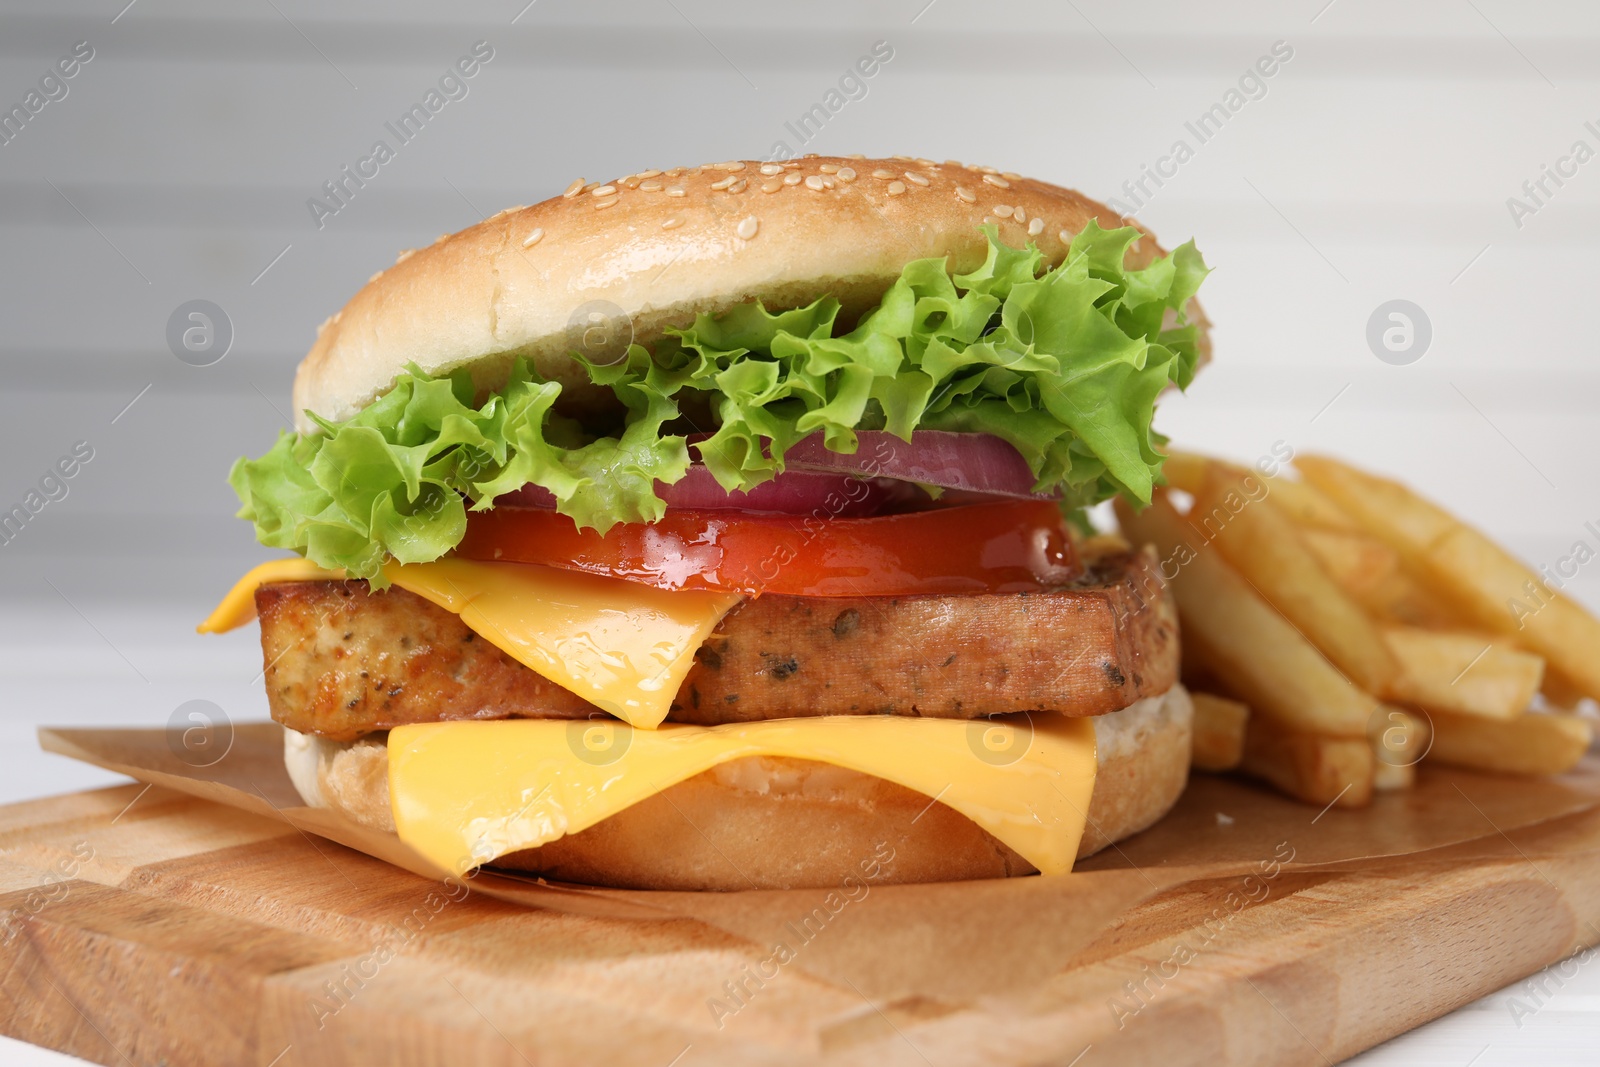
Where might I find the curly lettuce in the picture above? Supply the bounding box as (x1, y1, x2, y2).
(231, 222, 1209, 583)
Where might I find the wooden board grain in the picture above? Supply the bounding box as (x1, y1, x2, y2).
(1, 783, 1598, 1066)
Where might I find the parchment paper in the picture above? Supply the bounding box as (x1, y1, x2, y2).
(37, 722, 1600, 1002)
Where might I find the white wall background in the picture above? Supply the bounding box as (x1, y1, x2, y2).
(1, 2, 1598, 1062)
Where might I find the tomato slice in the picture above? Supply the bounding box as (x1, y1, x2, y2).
(456, 500, 1083, 597)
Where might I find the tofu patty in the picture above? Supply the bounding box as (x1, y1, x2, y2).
(257, 546, 1178, 740)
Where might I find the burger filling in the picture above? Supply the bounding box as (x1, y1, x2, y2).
(213, 218, 1208, 878)
(250, 541, 1177, 742)
(228, 223, 1208, 586)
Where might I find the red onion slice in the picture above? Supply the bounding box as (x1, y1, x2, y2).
(497, 466, 922, 517)
(496, 431, 1053, 517)
(720, 430, 1050, 499)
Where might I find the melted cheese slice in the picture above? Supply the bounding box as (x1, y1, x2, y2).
(199, 558, 739, 729)
(197, 558, 340, 630)
(388, 715, 1098, 877)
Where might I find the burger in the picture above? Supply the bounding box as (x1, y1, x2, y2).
(201, 155, 1210, 890)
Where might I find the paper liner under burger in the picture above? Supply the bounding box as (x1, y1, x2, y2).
(37, 723, 1600, 1004)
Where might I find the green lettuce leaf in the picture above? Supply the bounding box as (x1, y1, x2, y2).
(230, 222, 1208, 581)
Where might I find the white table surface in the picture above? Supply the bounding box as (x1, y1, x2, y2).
(0, 606, 1595, 1065)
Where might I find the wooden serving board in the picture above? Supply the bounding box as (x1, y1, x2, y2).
(1, 782, 1599, 1066)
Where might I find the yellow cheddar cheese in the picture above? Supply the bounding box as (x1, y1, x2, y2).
(199, 558, 739, 728)
(388, 715, 1098, 877)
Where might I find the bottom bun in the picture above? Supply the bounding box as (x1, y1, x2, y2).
(285, 684, 1192, 890)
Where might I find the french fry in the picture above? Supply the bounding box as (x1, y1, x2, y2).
(1298, 528, 1456, 628)
(1366, 570, 1458, 629)
(1294, 455, 1457, 550)
(1240, 713, 1375, 807)
(1372, 759, 1415, 791)
(1296, 455, 1600, 702)
(1427, 710, 1593, 776)
(1368, 706, 1431, 780)
(1190, 692, 1249, 772)
(1162, 452, 1350, 535)
(1428, 529, 1600, 698)
(1298, 528, 1400, 603)
(1379, 626, 1545, 720)
(1179, 624, 1226, 693)
(1115, 495, 1377, 737)
(1193, 466, 1400, 695)
(1160, 451, 1218, 494)
(1542, 670, 1595, 713)
(1165, 450, 1357, 532)
(1263, 475, 1362, 533)
(1079, 532, 1131, 558)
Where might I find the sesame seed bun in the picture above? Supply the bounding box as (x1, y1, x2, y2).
(283, 684, 1192, 891)
(291, 156, 1211, 432)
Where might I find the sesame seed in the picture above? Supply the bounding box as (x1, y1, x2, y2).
(892, 154, 913, 161)
(982, 216, 998, 225)
(872, 168, 897, 180)
(993, 205, 1014, 218)
(662, 216, 683, 229)
(711, 176, 736, 191)
(1001, 171, 1021, 181)
(979, 166, 998, 174)
(621, 178, 641, 190)
(666, 186, 686, 197)
(954, 186, 976, 203)
(887, 181, 907, 196)
(395, 248, 416, 263)
(583, 182, 599, 193)
(712, 161, 746, 171)
(1028, 218, 1044, 236)
(846, 153, 866, 159)
(640, 180, 663, 192)
(982, 174, 1011, 189)
(591, 185, 617, 197)
(638, 169, 662, 179)
(904, 171, 930, 187)
(783, 172, 804, 186)
(593, 197, 617, 209)
(820, 163, 840, 174)
(562, 178, 585, 198)
(805, 175, 825, 191)
(522, 228, 544, 247)
(736, 216, 759, 240)
(759, 163, 783, 176)
(783, 162, 801, 169)
(837, 167, 857, 182)
(761, 179, 783, 193)
(945, 159, 964, 168)
(1058, 230, 1072, 243)
(1013, 206, 1027, 224)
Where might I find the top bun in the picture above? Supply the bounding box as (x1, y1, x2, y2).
(292, 155, 1211, 432)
